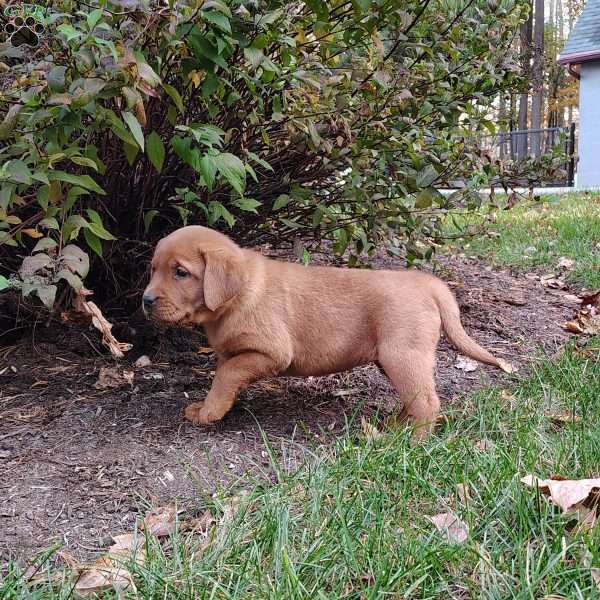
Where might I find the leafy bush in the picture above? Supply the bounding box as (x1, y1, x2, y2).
(0, 0, 525, 311)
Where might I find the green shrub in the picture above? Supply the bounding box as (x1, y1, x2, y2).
(0, 0, 525, 311)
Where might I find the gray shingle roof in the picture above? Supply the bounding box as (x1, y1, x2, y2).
(560, 0, 600, 60)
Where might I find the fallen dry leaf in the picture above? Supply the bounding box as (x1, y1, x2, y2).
(197, 346, 214, 354)
(134, 355, 151, 368)
(546, 412, 582, 425)
(258, 381, 284, 393)
(361, 416, 382, 442)
(582, 549, 600, 590)
(557, 257, 575, 270)
(540, 274, 567, 289)
(74, 533, 143, 598)
(500, 389, 516, 402)
(593, 568, 600, 591)
(474, 439, 493, 452)
(581, 289, 600, 310)
(501, 293, 527, 306)
(455, 355, 478, 372)
(184, 510, 216, 535)
(332, 389, 356, 397)
(497, 359, 516, 374)
(521, 475, 600, 513)
(74, 289, 132, 359)
(142, 506, 177, 537)
(428, 511, 469, 544)
(573, 504, 597, 532)
(220, 491, 249, 523)
(562, 293, 582, 305)
(563, 307, 600, 336)
(94, 367, 134, 390)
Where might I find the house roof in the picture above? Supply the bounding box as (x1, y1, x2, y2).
(558, 0, 600, 65)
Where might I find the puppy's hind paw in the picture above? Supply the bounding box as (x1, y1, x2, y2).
(184, 401, 221, 426)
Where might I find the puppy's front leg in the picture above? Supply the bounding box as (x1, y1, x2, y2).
(185, 352, 280, 426)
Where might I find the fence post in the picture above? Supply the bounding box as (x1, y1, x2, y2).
(567, 122, 576, 187)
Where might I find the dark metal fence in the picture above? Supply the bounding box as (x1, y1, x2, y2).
(479, 124, 576, 187)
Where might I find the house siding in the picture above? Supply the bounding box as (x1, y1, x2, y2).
(578, 62, 600, 186)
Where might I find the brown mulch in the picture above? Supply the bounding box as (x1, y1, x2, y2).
(0, 251, 578, 565)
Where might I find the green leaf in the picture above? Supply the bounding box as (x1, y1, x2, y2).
(203, 10, 231, 32)
(416, 165, 439, 188)
(56, 269, 83, 292)
(47, 171, 105, 195)
(47, 66, 67, 92)
(84, 228, 102, 257)
(213, 153, 246, 194)
(352, 0, 371, 12)
(144, 210, 159, 233)
(146, 131, 165, 173)
(163, 84, 184, 114)
(32, 237, 57, 252)
(66, 214, 89, 234)
(87, 8, 103, 30)
(202, 0, 231, 16)
(233, 198, 261, 213)
(201, 73, 219, 97)
(0, 274, 10, 291)
(244, 48, 264, 69)
(5, 160, 32, 185)
(124, 142, 139, 166)
(39, 217, 60, 230)
(0, 105, 22, 141)
(208, 201, 235, 227)
(0, 184, 14, 210)
(200, 154, 217, 191)
(280, 218, 301, 229)
(85, 208, 103, 226)
(64, 187, 89, 212)
(136, 60, 161, 88)
(70, 156, 99, 171)
(188, 29, 229, 70)
(87, 222, 116, 241)
(122, 111, 145, 151)
(246, 151, 274, 172)
(35, 284, 57, 310)
(273, 194, 290, 210)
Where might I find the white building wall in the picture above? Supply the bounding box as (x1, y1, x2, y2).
(578, 62, 600, 186)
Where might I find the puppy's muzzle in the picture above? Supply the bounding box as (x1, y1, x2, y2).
(142, 291, 158, 316)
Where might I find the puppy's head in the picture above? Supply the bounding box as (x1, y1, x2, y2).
(143, 226, 246, 325)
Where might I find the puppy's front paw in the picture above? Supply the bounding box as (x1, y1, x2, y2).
(184, 401, 221, 426)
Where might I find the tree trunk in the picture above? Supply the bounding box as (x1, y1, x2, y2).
(530, 0, 544, 157)
(499, 94, 507, 159)
(517, 8, 533, 159)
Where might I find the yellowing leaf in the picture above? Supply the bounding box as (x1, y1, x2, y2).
(22, 228, 43, 238)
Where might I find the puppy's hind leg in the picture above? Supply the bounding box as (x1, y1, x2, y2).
(378, 347, 440, 442)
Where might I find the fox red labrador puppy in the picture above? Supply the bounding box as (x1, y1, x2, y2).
(143, 226, 511, 438)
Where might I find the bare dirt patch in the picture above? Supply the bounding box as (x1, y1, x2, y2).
(0, 252, 577, 564)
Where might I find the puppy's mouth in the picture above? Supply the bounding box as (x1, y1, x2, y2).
(144, 302, 191, 327)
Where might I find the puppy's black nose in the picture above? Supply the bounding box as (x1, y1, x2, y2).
(143, 292, 157, 308)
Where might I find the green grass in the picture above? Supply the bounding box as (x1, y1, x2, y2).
(446, 193, 600, 288)
(3, 193, 600, 599)
(3, 346, 600, 599)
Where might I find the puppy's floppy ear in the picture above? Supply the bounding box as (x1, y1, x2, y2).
(202, 247, 245, 311)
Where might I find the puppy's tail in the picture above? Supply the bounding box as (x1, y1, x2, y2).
(432, 279, 514, 373)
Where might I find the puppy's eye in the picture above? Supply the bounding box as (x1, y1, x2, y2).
(175, 267, 189, 279)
